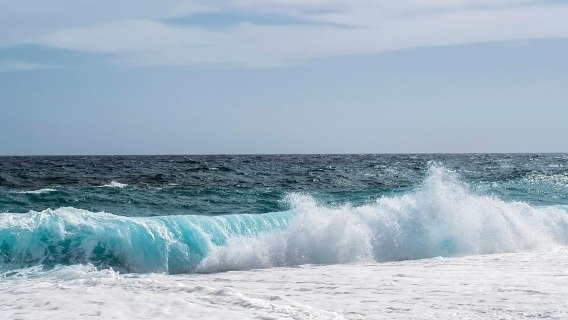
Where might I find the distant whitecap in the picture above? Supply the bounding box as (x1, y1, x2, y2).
(101, 181, 128, 188)
(17, 188, 56, 194)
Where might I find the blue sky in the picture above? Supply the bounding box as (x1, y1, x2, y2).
(0, 0, 567, 154)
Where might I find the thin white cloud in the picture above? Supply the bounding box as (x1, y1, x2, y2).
(0, 61, 51, 72)
(0, 0, 212, 45)
(4, 0, 568, 67)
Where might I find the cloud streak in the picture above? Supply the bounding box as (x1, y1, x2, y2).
(0, 61, 51, 72)
(3, 0, 568, 67)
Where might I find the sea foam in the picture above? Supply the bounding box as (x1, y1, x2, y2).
(1, 165, 567, 274)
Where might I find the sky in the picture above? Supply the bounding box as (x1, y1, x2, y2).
(1, 0, 567, 155)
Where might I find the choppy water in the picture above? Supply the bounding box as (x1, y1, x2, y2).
(1, 154, 567, 274)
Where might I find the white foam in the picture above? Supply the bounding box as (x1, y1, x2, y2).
(198, 165, 568, 272)
(2, 249, 568, 319)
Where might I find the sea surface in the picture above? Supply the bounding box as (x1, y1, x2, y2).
(1, 154, 568, 319)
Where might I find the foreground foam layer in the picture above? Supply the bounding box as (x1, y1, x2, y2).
(3, 250, 568, 319)
(1, 166, 567, 273)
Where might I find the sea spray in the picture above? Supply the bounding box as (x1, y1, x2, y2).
(199, 165, 568, 272)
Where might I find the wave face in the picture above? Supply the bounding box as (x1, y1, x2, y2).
(1, 165, 567, 274)
(0, 208, 291, 274)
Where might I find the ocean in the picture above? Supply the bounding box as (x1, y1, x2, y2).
(1, 154, 567, 319)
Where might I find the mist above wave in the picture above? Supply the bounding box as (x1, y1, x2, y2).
(201, 165, 568, 272)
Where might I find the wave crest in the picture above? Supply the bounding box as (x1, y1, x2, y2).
(100, 181, 128, 188)
(16, 188, 56, 195)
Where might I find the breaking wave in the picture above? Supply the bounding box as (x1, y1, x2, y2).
(1, 165, 567, 274)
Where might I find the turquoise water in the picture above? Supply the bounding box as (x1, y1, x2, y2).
(1, 154, 567, 274)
